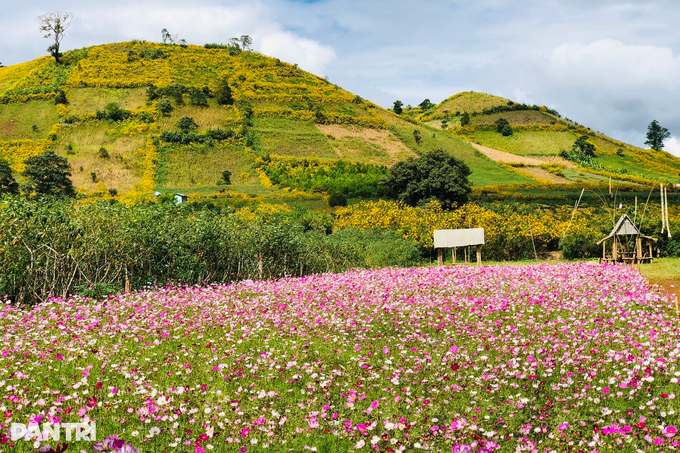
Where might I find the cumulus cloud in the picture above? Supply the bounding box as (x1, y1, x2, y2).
(259, 30, 336, 75)
(664, 137, 680, 157)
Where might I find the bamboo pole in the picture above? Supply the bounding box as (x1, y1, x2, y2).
(562, 188, 585, 238)
(634, 196, 638, 225)
(665, 186, 672, 238)
(661, 184, 666, 234)
(675, 295, 679, 328)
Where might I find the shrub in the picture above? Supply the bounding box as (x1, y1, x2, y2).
(460, 112, 470, 126)
(98, 147, 110, 159)
(221, 170, 232, 185)
(501, 123, 513, 136)
(176, 117, 199, 132)
(54, 89, 67, 105)
(157, 99, 173, 116)
(328, 192, 347, 207)
(189, 88, 209, 107)
(96, 103, 131, 122)
(91, 172, 97, 182)
(215, 78, 234, 106)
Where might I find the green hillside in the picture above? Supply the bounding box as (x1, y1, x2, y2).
(0, 42, 535, 204)
(1, 43, 679, 205)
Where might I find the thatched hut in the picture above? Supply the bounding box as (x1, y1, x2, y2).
(597, 214, 657, 264)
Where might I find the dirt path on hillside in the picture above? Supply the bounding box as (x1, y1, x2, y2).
(469, 143, 575, 167)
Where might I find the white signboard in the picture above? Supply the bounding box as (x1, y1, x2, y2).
(434, 228, 485, 248)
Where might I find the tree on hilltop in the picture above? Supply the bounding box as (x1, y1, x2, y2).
(645, 120, 671, 151)
(37, 12, 72, 64)
(21, 151, 75, 198)
(392, 100, 403, 115)
(419, 99, 434, 111)
(381, 149, 472, 209)
(0, 160, 19, 196)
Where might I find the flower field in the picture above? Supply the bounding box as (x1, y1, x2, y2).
(1, 263, 679, 452)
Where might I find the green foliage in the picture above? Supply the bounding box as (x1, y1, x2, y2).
(98, 147, 110, 159)
(495, 117, 509, 133)
(203, 43, 241, 56)
(0, 160, 19, 195)
(221, 170, 232, 185)
(258, 157, 389, 199)
(157, 98, 173, 116)
(328, 192, 347, 207)
(645, 120, 671, 151)
(501, 123, 513, 137)
(54, 89, 67, 105)
(159, 127, 234, 145)
(559, 231, 603, 260)
(0, 199, 421, 303)
(176, 116, 199, 132)
(392, 100, 403, 115)
(21, 151, 76, 198)
(189, 88, 209, 107)
(572, 135, 596, 158)
(95, 103, 131, 122)
(381, 149, 472, 209)
(413, 129, 422, 145)
(419, 99, 434, 111)
(481, 102, 561, 118)
(460, 112, 471, 126)
(215, 78, 234, 106)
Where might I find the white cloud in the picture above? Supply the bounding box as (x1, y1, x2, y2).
(547, 39, 680, 91)
(259, 30, 336, 75)
(664, 137, 680, 157)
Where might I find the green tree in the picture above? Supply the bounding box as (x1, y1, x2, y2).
(176, 117, 199, 132)
(413, 129, 422, 145)
(460, 112, 471, 126)
(215, 78, 234, 106)
(494, 117, 509, 133)
(189, 88, 209, 107)
(419, 99, 434, 111)
(37, 12, 72, 64)
(381, 149, 472, 209)
(501, 124, 513, 136)
(572, 135, 595, 157)
(239, 35, 253, 51)
(21, 151, 76, 198)
(645, 120, 671, 151)
(392, 100, 403, 115)
(221, 170, 232, 185)
(0, 160, 19, 195)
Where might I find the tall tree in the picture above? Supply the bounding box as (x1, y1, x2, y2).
(645, 120, 671, 151)
(0, 160, 19, 196)
(239, 35, 253, 51)
(21, 151, 76, 198)
(572, 135, 595, 157)
(460, 112, 471, 126)
(215, 78, 234, 105)
(381, 149, 472, 209)
(37, 12, 72, 64)
(392, 100, 403, 115)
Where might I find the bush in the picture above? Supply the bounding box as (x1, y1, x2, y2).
(460, 112, 470, 126)
(96, 103, 130, 122)
(189, 88, 209, 107)
(221, 170, 232, 185)
(176, 117, 199, 132)
(501, 123, 513, 136)
(157, 99, 173, 116)
(54, 89, 67, 105)
(328, 192, 347, 207)
(559, 232, 602, 260)
(215, 78, 234, 106)
(98, 147, 110, 159)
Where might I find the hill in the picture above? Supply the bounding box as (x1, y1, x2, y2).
(1, 43, 679, 206)
(0, 42, 533, 204)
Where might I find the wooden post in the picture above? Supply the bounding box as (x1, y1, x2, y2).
(675, 295, 679, 328)
(602, 240, 606, 261)
(437, 249, 443, 266)
(636, 236, 642, 261)
(476, 245, 481, 266)
(452, 247, 457, 264)
(649, 242, 653, 261)
(612, 237, 617, 262)
(125, 279, 130, 293)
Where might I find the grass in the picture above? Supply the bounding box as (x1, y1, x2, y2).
(433, 91, 511, 115)
(0, 100, 60, 140)
(463, 129, 577, 156)
(597, 154, 680, 182)
(157, 144, 254, 189)
(253, 117, 338, 159)
(379, 111, 534, 186)
(157, 101, 240, 132)
(65, 87, 148, 115)
(54, 121, 146, 194)
(468, 110, 557, 126)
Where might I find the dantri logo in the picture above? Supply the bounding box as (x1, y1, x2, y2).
(10, 422, 97, 441)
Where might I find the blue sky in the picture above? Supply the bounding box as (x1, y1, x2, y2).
(2, 0, 680, 154)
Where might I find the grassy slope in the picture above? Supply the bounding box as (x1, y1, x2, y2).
(2, 46, 678, 199)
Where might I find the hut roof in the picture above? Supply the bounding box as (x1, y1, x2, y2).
(597, 214, 644, 245)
